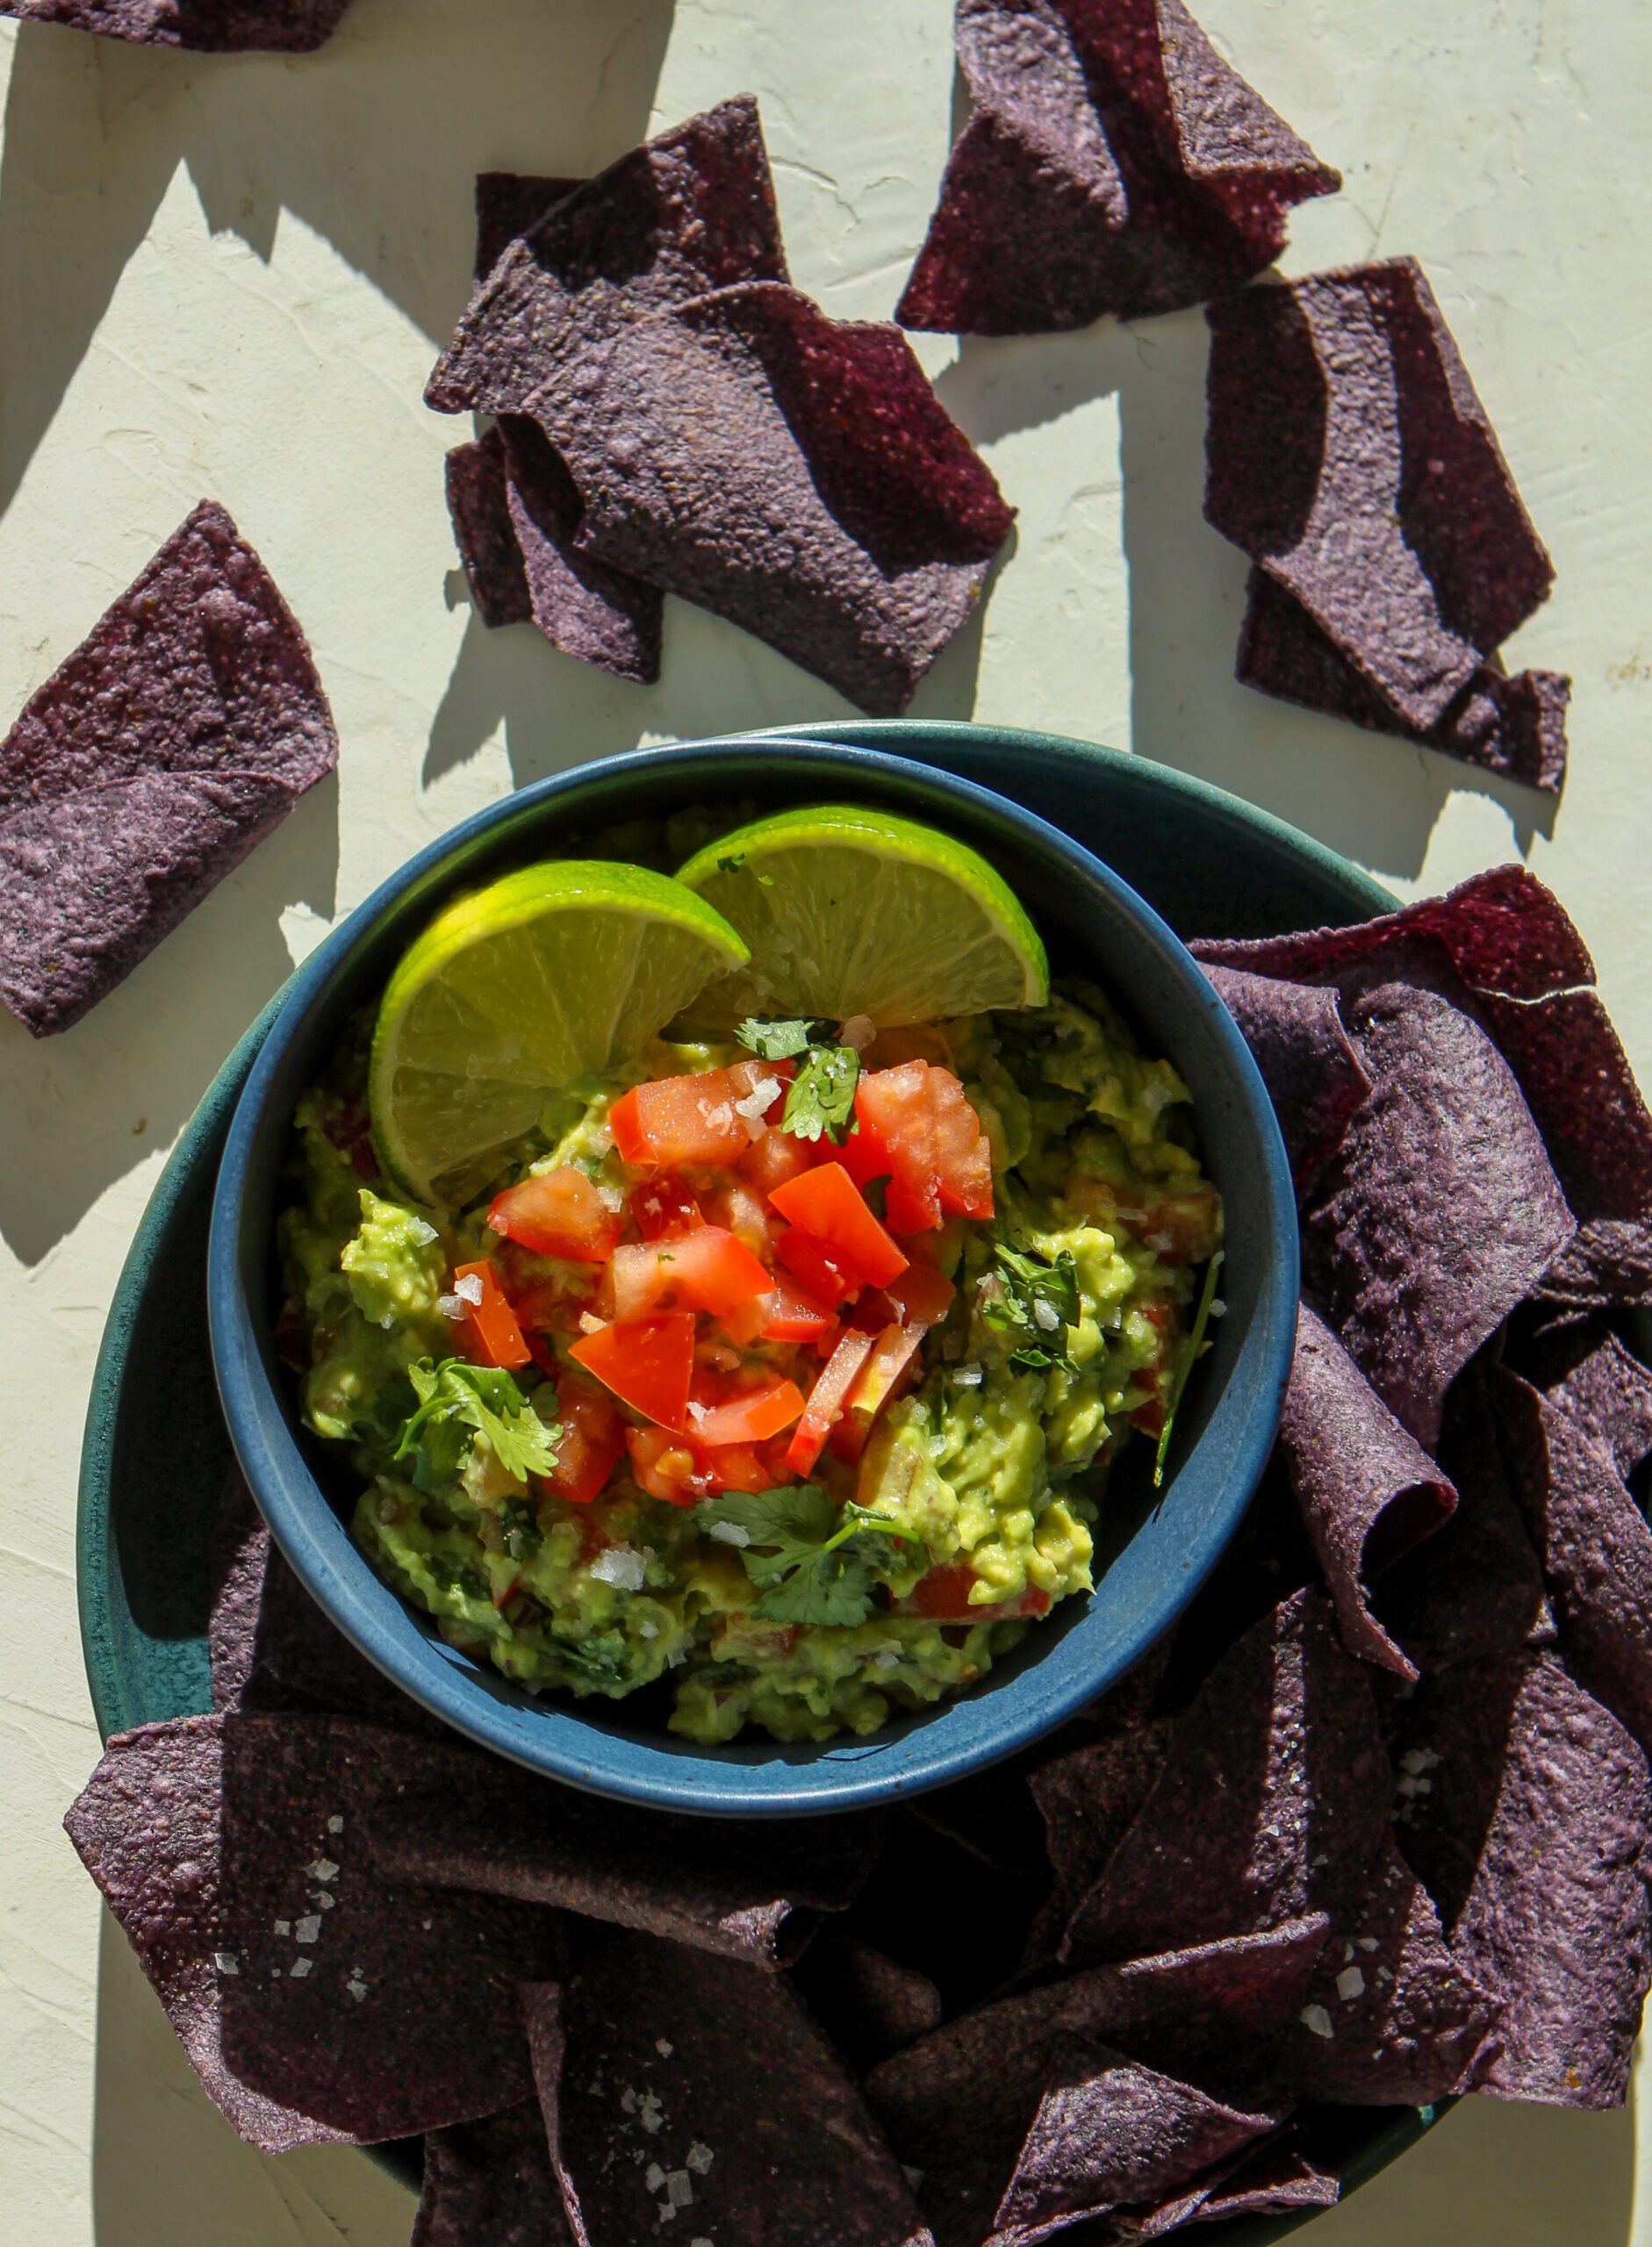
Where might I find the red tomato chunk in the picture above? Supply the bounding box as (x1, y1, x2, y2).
(541, 1379, 624, 1504)
(686, 1375, 805, 1447)
(610, 1225, 772, 1320)
(901, 1564, 1052, 1620)
(454, 1260, 532, 1371)
(785, 1328, 876, 1475)
(768, 1161, 908, 1289)
(631, 1172, 703, 1241)
(842, 1060, 994, 1231)
(608, 1061, 782, 1168)
(568, 1311, 695, 1431)
(488, 1167, 622, 1262)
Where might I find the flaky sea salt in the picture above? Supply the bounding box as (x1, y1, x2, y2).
(707, 1521, 751, 1547)
(1300, 2004, 1334, 2041)
(454, 1272, 484, 1307)
(1337, 1966, 1366, 2001)
(590, 1546, 647, 1590)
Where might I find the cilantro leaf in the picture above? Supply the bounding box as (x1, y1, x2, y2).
(1154, 1253, 1224, 1490)
(395, 1358, 560, 1492)
(736, 1016, 832, 1061)
(693, 1486, 923, 1630)
(783, 1045, 860, 1144)
(980, 1245, 1081, 1370)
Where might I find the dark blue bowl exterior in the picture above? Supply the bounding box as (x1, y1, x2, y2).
(209, 739, 1298, 1815)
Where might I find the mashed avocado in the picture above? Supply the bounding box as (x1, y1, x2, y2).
(279, 982, 1220, 1744)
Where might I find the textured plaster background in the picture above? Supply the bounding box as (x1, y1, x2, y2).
(0, 2, 1648, 2240)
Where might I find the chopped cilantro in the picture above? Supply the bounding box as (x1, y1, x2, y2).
(693, 1485, 922, 1628)
(783, 1045, 860, 1144)
(1154, 1253, 1224, 1490)
(980, 1245, 1081, 1370)
(394, 1358, 560, 1492)
(736, 1016, 833, 1061)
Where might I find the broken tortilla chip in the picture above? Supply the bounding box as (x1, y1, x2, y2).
(0, 499, 336, 1036)
(414, 2099, 571, 2247)
(1276, 1304, 1456, 1678)
(473, 173, 580, 285)
(537, 279, 1014, 714)
(427, 98, 788, 417)
(524, 1935, 928, 2247)
(897, 0, 1339, 334)
(1394, 1654, 1652, 2107)
(0, 0, 355, 48)
(1201, 963, 1372, 1193)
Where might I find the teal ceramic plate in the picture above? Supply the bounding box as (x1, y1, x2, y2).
(76, 720, 1435, 2222)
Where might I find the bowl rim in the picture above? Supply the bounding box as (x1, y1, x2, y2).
(207, 735, 1299, 1816)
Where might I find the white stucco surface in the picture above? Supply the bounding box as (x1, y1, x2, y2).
(1, 3, 1648, 2239)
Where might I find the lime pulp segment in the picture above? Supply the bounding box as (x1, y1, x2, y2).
(369, 861, 749, 1208)
(673, 804, 1049, 1029)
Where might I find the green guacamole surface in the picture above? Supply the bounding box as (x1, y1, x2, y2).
(278, 982, 1221, 1744)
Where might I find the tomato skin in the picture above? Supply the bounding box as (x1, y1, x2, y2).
(488, 1167, 621, 1261)
(757, 1274, 836, 1343)
(610, 1225, 773, 1321)
(769, 1162, 908, 1289)
(631, 1173, 703, 1242)
(882, 1263, 957, 1327)
(901, 1564, 1052, 1621)
(785, 1328, 876, 1475)
(699, 1178, 776, 1261)
(686, 1376, 805, 1447)
(609, 1062, 779, 1168)
(568, 1311, 696, 1431)
(453, 1260, 533, 1371)
(542, 1379, 625, 1504)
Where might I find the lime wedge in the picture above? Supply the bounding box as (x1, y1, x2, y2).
(673, 805, 1048, 1029)
(369, 861, 749, 1208)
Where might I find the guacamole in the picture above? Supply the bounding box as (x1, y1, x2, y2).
(278, 986, 1220, 1744)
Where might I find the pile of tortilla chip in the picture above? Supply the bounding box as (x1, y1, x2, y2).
(430, 98, 1016, 713)
(67, 860, 1652, 2243)
(0, 0, 354, 51)
(897, 0, 1340, 335)
(1205, 258, 1571, 793)
(0, 499, 336, 1037)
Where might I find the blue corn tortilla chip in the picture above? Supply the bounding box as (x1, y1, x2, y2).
(360, 1752, 876, 1970)
(1196, 869, 1652, 1303)
(474, 174, 581, 285)
(445, 430, 535, 629)
(427, 98, 788, 416)
(1514, 1315, 1652, 1481)
(790, 1928, 945, 2070)
(1496, 1368, 1652, 1757)
(1393, 1653, 1652, 2107)
(0, 499, 336, 1036)
(536, 280, 1014, 714)
(1237, 564, 1569, 793)
(1205, 259, 1556, 748)
(415, 2100, 570, 2247)
(1061, 1590, 1390, 1968)
(864, 1919, 1326, 2247)
(1158, 2136, 1339, 2230)
(1283, 1832, 1499, 2104)
(1373, 1360, 1555, 1673)
(444, 424, 664, 679)
(63, 1714, 562, 2150)
(987, 2047, 1283, 2247)
(523, 1935, 929, 2247)
(897, 0, 1338, 335)
(1301, 982, 1575, 1447)
(1201, 964, 1372, 1194)
(0, 0, 354, 47)
(1029, 1721, 1172, 1932)
(1276, 1304, 1456, 1678)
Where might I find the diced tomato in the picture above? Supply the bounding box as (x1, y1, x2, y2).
(609, 1225, 772, 1322)
(831, 1325, 927, 1461)
(739, 1124, 820, 1198)
(631, 1173, 703, 1242)
(686, 1375, 805, 1447)
(541, 1378, 625, 1505)
(757, 1273, 836, 1343)
(487, 1167, 621, 1262)
(769, 1162, 908, 1288)
(883, 1262, 957, 1327)
(569, 1311, 695, 1430)
(507, 1272, 592, 1340)
(699, 1178, 775, 1261)
(453, 1260, 532, 1371)
(626, 1425, 777, 1504)
(901, 1564, 1052, 1621)
(608, 1062, 779, 1168)
(848, 1061, 995, 1231)
(785, 1329, 876, 1475)
(774, 1226, 860, 1308)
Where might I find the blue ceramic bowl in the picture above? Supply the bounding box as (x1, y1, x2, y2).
(208, 737, 1298, 1816)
